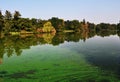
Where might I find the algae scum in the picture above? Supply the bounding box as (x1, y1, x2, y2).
(0, 34, 120, 82)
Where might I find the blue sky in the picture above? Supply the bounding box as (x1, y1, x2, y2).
(0, 0, 120, 24)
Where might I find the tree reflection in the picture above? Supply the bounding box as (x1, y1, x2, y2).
(0, 31, 119, 63)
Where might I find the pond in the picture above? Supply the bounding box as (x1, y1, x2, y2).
(0, 32, 120, 82)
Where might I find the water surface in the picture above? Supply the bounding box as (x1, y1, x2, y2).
(0, 33, 120, 82)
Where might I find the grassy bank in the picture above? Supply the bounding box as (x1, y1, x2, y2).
(63, 30, 75, 33)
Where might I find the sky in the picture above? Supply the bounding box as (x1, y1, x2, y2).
(0, 0, 120, 24)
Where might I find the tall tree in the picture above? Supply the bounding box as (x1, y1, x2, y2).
(87, 22, 96, 31)
(5, 10, 12, 20)
(0, 10, 4, 32)
(0, 10, 3, 19)
(65, 20, 81, 31)
(49, 17, 64, 31)
(0, 11, 4, 34)
(83, 19, 86, 25)
(0, 20, 4, 31)
(14, 11, 21, 20)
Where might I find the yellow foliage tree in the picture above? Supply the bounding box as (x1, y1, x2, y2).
(42, 22, 56, 33)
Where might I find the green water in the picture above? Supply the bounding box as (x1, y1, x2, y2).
(0, 33, 120, 82)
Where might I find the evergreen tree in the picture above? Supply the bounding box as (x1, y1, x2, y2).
(14, 11, 21, 20)
(5, 10, 12, 20)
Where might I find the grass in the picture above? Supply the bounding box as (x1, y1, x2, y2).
(9, 32, 20, 35)
(9, 31, 34, 36)
(63, 30, 74, 33)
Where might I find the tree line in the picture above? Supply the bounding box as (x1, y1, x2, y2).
(0, 10, 120, 35)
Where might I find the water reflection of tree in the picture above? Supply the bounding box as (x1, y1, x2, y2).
(117, 31, 120, 37)
(66, 32, 82, 42)
(96, 30, 116, 37)
(52, 33, 65, 45)
(41, 33, 55, 44)
(0, 31, 118, 59)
